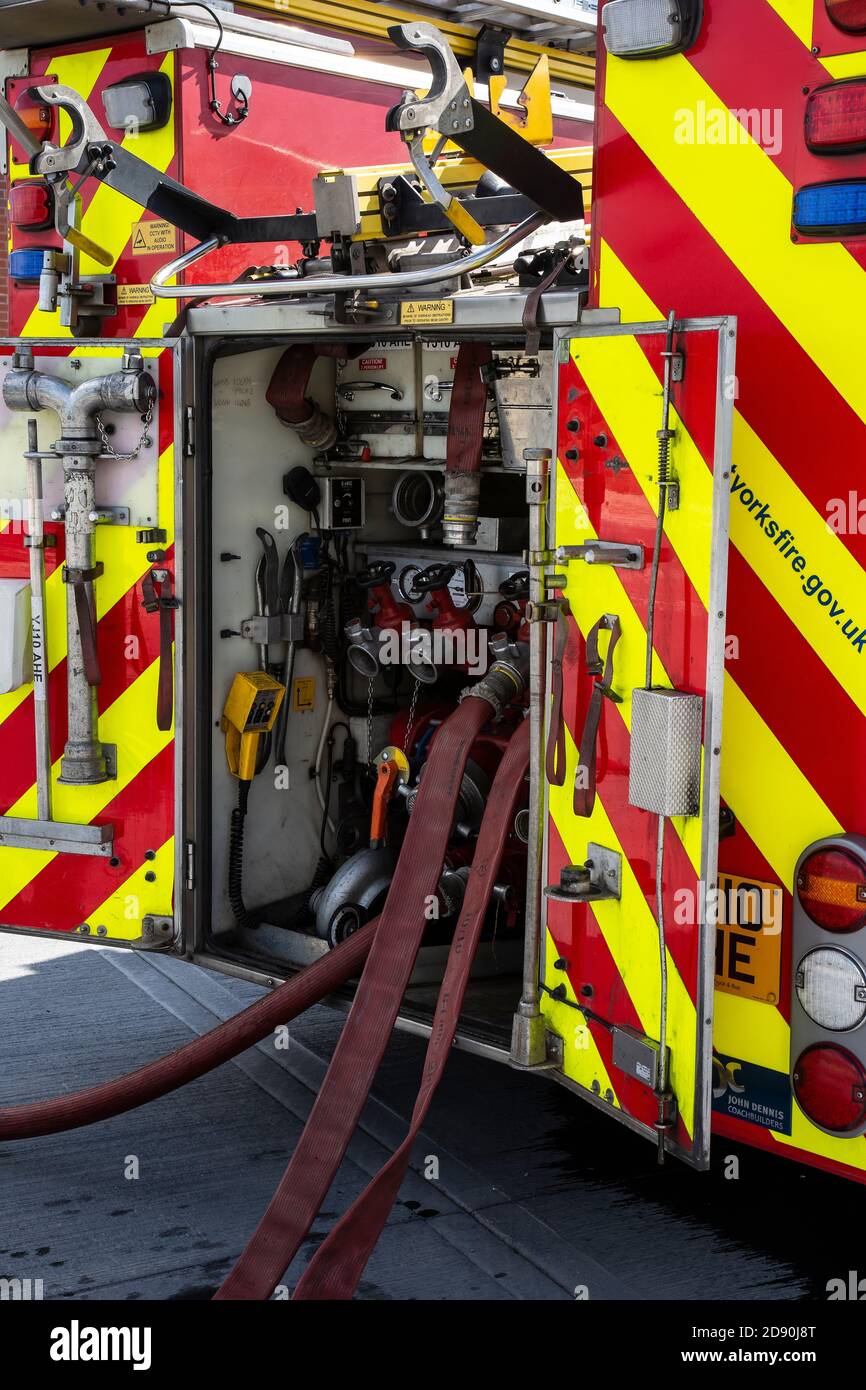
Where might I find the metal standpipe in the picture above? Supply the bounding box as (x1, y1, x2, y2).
(511, 447, 553, 1069)
(3, 350, 157, 789)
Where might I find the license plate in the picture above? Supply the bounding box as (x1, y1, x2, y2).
(714, 873, 783, 1006)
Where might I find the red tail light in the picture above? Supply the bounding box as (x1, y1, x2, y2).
(827, 1, 866, 31)
(793, 1043, 866, 1132)
(806, 81, 866, 155)
(9, 179, 53, 232)
(796, 847, 866, 932)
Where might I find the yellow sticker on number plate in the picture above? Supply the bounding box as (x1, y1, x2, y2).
(714, 872, 784, 1006)
(399, 299, 454, 325)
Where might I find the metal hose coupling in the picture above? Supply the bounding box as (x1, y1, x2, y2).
(461, 633, 529, 716)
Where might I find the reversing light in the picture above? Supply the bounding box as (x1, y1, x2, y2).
(9, 179, 53, 232)
(793, 1043, 866, 1133)
(793, 179, 866, 236)
(102, 72, 172, 133)
(9, 248, 50, 283)
(796, 846, 866, 932)
(603, 0, 703, 58)
(805, 80, 866, 155)
(826, 1, 866, 33)
(796, 947, 866, 1031)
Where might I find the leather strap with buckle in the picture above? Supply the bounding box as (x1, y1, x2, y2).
(573, 613, 622, 818)
(141, 568, 179, 732)
(63, 562, 104, 687)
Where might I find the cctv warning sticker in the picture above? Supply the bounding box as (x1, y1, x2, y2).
(712, 1051, 792, 1135)
(714, 873, 784, 1006)
(400, 299, 454, 326)
(131, 219, 177, 256)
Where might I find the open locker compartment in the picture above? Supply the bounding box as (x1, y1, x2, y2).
(179, 292, 612, 1060)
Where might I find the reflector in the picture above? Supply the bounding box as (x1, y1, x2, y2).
(793, 1043, 866, 1133)
(603, 0, 703, 58)
(796, 846, 866, 932)
(796, 947, 866, 1031)
(793, 179, 866, 236)
(826, 0, 866, 33)
(805, 80, 866, 154)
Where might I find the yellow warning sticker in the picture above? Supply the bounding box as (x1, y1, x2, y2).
(399, 299, 455, 326)
(117, 284, 155, 306)
(714, 873, 784, 1006)
(293, 676, 316, 711)
(131, 219, 177, 256)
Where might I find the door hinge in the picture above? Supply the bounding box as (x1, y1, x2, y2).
(185, 839, 196, 891)
(184, 405, 195, 457)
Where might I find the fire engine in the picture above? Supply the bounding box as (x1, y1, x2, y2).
(0, 0, 864, 1301)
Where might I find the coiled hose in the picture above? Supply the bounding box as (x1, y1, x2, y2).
(228, 779, 253, 930)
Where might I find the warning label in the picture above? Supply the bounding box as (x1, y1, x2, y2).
(400, 299, 454, 326)
(360, 357, 386, 371)
(293, 676, 316, 711)
(117, 284, 155, 306)
(131, 219, 177, 256)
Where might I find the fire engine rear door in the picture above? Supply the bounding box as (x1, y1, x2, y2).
(539, 316, 735, 1168)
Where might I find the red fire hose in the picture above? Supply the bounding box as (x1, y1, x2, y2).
(0, 919, 377, 1141)
(293, 715, 530, 1300)
(215, 694, 492, 1299)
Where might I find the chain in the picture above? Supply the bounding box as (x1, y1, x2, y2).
(403, 677, 421, 754)
(366, 678, 375, 766)
(95, 397, 154, 461)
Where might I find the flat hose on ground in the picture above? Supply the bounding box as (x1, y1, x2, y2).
(0, 918, 378, 1141)
(293, 715, 530, 1300)
(215, 695, 492, 1299)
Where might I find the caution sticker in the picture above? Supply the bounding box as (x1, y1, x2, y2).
(293, 676, 316, 711)
(714, 872, 784, 1006)
(400, 299, 454, 326)
(131, 219, 177, 256)
(117, 284, 155, 306)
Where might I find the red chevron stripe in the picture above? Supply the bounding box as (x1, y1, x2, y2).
(546, 817, 693, 1147)
(591, 115, 866, 574)
(556, 350, 793, 1022)
(604, 327, 866, 837)
(0, 545, 173, 815)
(0, 741, 173, 932)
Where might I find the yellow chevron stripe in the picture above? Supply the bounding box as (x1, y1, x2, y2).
(540, 926, 621, 1107)
(560, 403, 838, 894)
(0, 441, 175, 734)
(571, 334, 713, 610)
(764, 0, 813, 47)
(21, 52, 176, 339)
(822, 52, 866, 78)
(0, 657, 173, 912)
(599, 241, 866, 724)
(84, 835, 174, 942)
(604, 54, 866, 429)
(547, 722, 697, 1137)
(555, 460, 704, 875)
